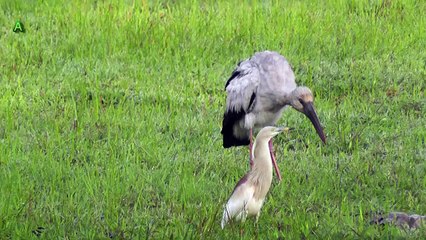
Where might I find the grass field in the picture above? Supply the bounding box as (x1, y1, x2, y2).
(1, 0, 425, 238)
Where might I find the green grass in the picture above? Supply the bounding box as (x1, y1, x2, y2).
(1, 0, 425, 238)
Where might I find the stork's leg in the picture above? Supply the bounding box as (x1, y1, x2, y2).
(249, 128, 254, 169)
(269, 139, 282, 181)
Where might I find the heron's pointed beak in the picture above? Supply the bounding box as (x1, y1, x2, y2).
(276, 126, 291, 133)
(303, 102, 326, 144)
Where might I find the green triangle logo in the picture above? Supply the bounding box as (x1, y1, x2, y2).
(13, 20, 25, 33)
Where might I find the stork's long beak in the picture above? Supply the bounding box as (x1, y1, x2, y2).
(303, 102, 326, 144)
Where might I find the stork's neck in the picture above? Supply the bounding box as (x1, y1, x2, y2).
(278, 89, 298, 108)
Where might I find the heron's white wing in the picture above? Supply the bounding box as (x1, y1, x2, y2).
(225, 60, 260, 113)
(221, 178, 255, 229)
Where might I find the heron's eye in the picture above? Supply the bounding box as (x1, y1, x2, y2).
(298, 99, 304, 105)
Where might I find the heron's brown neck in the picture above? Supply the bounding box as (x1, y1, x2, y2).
(252, 141, 272, 170)
(249, 139, 273, 198)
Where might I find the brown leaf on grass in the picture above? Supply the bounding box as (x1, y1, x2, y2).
(386, 87, 398, 98)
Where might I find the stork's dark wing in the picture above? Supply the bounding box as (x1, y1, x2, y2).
(221, 60, 260, 148)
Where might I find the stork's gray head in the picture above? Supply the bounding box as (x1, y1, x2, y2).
(290, 86, 326, 144)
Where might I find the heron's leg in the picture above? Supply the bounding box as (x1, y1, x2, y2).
(269, 139, 282, 181)
(249, 128, 254, 169)
(254, 212, 260, 237)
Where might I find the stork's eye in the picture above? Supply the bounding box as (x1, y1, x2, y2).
(298, 99, 304, 105)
